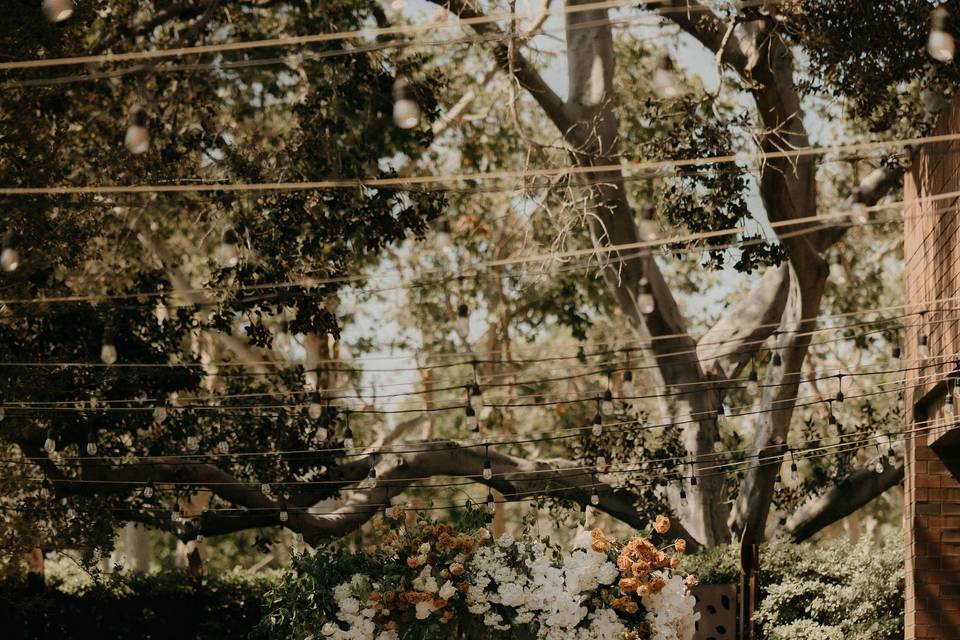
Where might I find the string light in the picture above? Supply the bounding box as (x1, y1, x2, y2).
(591, 400, 603, 437)
(436, 219, 453, 252)
(892, 344, 901, 359)
(874, 445, 885, 474)
(638, 277, 655, 314)
(771, 350, 783, 369)
(260, 483, 271, 496)
(621, 355, 635, 399)
(1, 232, 19, 272)
(482, 446, 492, 480)
(919, 332, 930, 362)
(579, 503, 588, 526)
(343, 415, 355, 451)
(43, 429, 56, 453)
(746, 364, 759, 396)
(86, 429, 97, 456)
(678, 480, 687, 505)
(219, 227, 240, 268)
(456, 302, 470, 335)
(39, 478, 52, 500)
(652, 52, 681, 99)
(464, 403, 478, 432)
(773, 472, 782, 493)
(279, 502, 289, 523)
(142, 481, 154, 499)
(595, 455, 607, 472)
(789, 450, 799, 482)
(929, 7, 956, 62)
(485, 490, 495, 515)
(100, 326, 118, 365)
(360, 455, 378, 489)
(216, 439, 230, 455)
(469, 375, 484, 413)
(186, 435, 199, 452)
(829, 252, 848, 285)
(590, 475, 600, 505)
(835, 374, 844, 404)
(391, 77, 420, 129)
(124, 106, 150, 155)
(153, 405, 168, 424)
(946, 393, 954, 419)
(41, 0, 74, 23)
(601, 377, 614, 415)
(307, 385, 323, 420)
(887, 446, 897, 467)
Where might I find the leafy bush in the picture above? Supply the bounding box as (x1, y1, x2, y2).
(679, 532, 904, 640)
(0, 569, 279, 640)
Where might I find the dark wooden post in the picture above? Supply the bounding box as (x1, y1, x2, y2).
(739, 523, 759, 639)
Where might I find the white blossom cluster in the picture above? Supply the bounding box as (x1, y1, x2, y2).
(320, 530, 696, 640)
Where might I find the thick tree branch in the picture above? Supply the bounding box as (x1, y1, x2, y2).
(785, 462, 904, 543)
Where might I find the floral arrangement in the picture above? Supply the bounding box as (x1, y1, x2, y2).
(264, 510, 699, 640)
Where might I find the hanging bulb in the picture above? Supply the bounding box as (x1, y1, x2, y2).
(391, 76, 421, 129)
(39, 479, 52, 500)
(279, 504, 289, 523)
(260, 483, 271, 496)
(892, 344, 901, 359)
(43, 430, 56, 453)
(847, 200, 869, 226)
(919, 333, 930, 361)
(42, 0, 74, 23)
(196, 534, 204, 543)
(361, 465, 378, 490)
(652, 52, 681, 99)
(216, 440, 230, 455)
(482, 453, 492, 480)
(124, 105, 150, 154)
(774, 474, 782, 492)
(638, 277, 655, 314)
(219, 227, 240, 268)
(579, 503, 588, 526)
(1, 232, 19, 272)
(153, 405, 168, 424)
(469, 383, 484, 413)
(465, 404, 478, 431)
(343, 425, 355, 451)
(596, 455, 607, 471)
(316, 426, 329, 442)
(307, 392, 323, 420)
(591, 489, 600, 506)
(456, 303, 470, 335)
(436, 219, 453, 252)
(679, 486, 687, 505)
(790, 460, 799, 482)
(929, 7, 956, 62)
(946, 393, 955, 419)
(186, 435, 199, 452)
(829, 252, 848, 285)
(772, 351, 782, 369)
(100, 327, 118, 365)
(86, 436, 97, 456)
(875, 459, 885, 474)
(591, 411, 603, 437)
(143, 481, 155, 499)
(622, 369, 635, 399)
(746, 367, 759, 395)
(828, 410, 837, 428)
(601, 389, 614, 416)
(486, 492, 495, 515)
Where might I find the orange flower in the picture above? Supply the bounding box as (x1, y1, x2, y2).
(674, 538, 687, 554)
(653, 515, 670, 535)
(619, 577, 639, 592)
(685, 575, 699, 588)
(442, 610, 454, 621)
(368, 591, 382, 602)
(449, 562, 465, 576)
(386, 620, 398, 631)
(648, 575, 667, 595)
(624, 600, 639, 614)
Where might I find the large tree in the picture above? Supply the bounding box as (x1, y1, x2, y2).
(0, 0, 949, 571)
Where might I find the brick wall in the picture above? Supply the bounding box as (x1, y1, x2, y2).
(904, 96, 960, 640)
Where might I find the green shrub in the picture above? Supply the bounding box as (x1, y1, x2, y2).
(680, 532, 904, 640)
(0, 569, 279, 640)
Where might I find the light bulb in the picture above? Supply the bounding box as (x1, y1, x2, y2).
(919, 334, 930, 361)
(772, 352, 782, 368)
(875, 459, 885, 474)
(279, 507, 289, 523)
(591, 490, 600, 506)
(186, 435, 198, 451)
(1, 233, 18, 272)
(887, 447, 896, 467)
(929, 8, 956, 62)
(486, 493, 495, 515)
(143, 482, 154, 499)
(829, 253, 848, 285)
(220, 227, 240, 268)
(436, 220, 453, 252)
(465, 404, 478, 431)
(124, 106, 150, 154)
(456, 303, 470, 335)
(638, 277, 655, 314)
(42, 0, 74, 23)
(591, 413, 603, 437)
(579, 504, 588, 526)
(39, 481, 51, 500)
(196, 534, 204, 543)
(596, 455, 607, 471)
(86, 440, 97, 456)
(316, 426, 329, 442)
(892, 345, 901, 359)
(482, 459, 492, 480)
(392, 77, 420, 129)
(652, 53, 681, 99)
(217, 440, 230, 455)
(790, 461, 799, 482)
(261, 483, 271, 496)
(679, 487, 687, 504)
(308, 397, 323, 420)
(153, 406, 168, 424)
(601, 389, 614, 415)
(946, 395, 955, 419)
(44, 435, 56, 453)
(746, 369, 759, 395)
(622, 370, 634, 399)
(774, 474, 782, 492)
(469, 384, 484, 413)
(343, 437, 355, 450)
(100, 328, 117, 365)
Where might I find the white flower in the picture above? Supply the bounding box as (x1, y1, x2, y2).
(412, 565, 438, 593)
(418, 542, 431, 554)
(497, 531, 515, 547)
(333, 581, 352, 603)
(438, 580, 457, 600)
(321, 622, 338, 637)
(338, 597, 360, 616)
(415, 600, 433, 620)
(642, 573, 700, 640)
